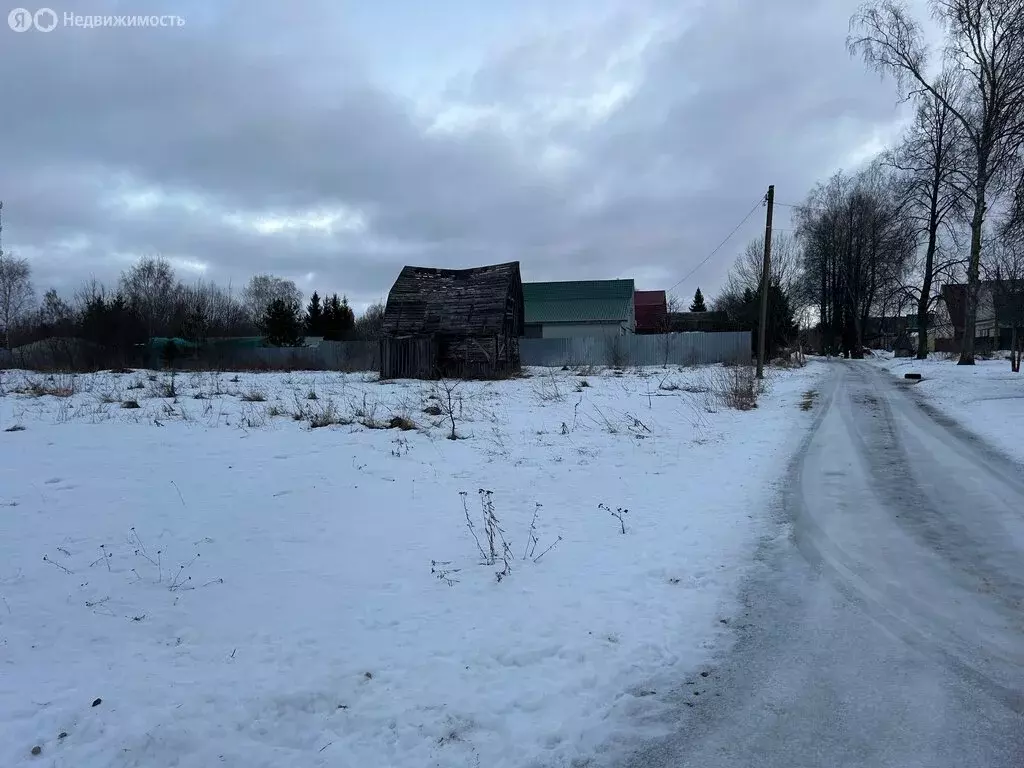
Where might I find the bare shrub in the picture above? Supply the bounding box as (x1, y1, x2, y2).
(710, 365, 761, 411)
(148, 373, 178, 399)
(15, 375, 76, 398)
(604, 336, 627, 369)
(430, 560, 460, 587)
(455, 490, 560, 586)
(599, 502, 629, 534)
(533, 370, 564, 402)
(306, 398, 352, 429)
(350, 392, 385, 428)
(435, 379, 463, 439)
(238, 404, 268, 429)
(240, 387, 267, 402)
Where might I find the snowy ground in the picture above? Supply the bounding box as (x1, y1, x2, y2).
(0, 363, 823, 768)
(870, 352, 1024, 464)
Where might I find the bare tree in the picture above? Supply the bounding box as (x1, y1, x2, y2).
(204, 280, 249, 336)
(242, 274, 303, 326)
(797, 165, 917, 356)
(38, 288, 73, 329)
(73, 276, 107, 317)
(1006, 150, 1024, 233)
(724, 231, 804, 302)
(120, 256, 177, 337)
(850, 0, 1024, 364)
(0, 252, 34, 349)
(1008, 155, 1024, 230)
(350, 301, 386, 342)
(174, 282, 212, 346)
(888, 77, 969, 358)
(986, 236, 1024, 371)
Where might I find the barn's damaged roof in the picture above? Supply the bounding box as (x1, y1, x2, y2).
(382, 261, 524, 337)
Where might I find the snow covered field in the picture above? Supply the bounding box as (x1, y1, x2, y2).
(871, 353, 1024, 464)
(0, 363, 823, 768)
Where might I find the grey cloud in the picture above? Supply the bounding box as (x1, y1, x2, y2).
(0, 0, 909, 310)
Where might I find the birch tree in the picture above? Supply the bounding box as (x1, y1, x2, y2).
(120, 256, 177, 338)
(0, 252, 34, 349)
(242, 274, 303, 326)
(888, 75, 969, 358)
(849, 0, 1024, 364)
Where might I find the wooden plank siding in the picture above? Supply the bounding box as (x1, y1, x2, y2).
(379, 261, 525, 379)
(379, 336, 437, 379)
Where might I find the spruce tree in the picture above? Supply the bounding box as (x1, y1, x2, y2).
(689, 287, 707, 312)
(323, 293, 356, 341)
(305, 292, 324, 336)
(737, 285, 794, 359)
(262, 298, 305, 347)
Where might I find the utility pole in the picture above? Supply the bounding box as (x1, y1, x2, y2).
(755, 185, 774, 379)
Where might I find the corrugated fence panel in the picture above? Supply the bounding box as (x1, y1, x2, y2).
(318, 341, 379, 372)
(4, 334, 749, 372)
(520, 332, 750, 367)
(205, 341, 379, 371)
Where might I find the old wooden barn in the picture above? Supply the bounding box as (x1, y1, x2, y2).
(379, 261, 524, 379)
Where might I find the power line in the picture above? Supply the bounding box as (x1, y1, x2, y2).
(665, 194, 765, 295)
(774, 200, 827, 211)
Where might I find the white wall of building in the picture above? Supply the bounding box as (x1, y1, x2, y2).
(540, 322, 630, 339)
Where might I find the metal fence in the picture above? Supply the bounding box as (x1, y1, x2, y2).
(519, 332, 751, 367)
(2, 333, 750, 373)
(204, 341, 380, 371)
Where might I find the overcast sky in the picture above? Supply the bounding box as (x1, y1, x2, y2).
(1, 0, 918, 312)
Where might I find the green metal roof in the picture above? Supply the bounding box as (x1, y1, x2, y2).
(523, 279, 635, 324)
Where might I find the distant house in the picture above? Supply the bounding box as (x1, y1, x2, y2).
(634, 290, 668, 334)
(522, 279, 635, 338)
(379, 261, 524, 379)
(938, 282, 1017, 352)
(862, 316, 909, 350)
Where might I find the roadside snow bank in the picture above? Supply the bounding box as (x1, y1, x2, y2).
(871, 353, 1024, 464)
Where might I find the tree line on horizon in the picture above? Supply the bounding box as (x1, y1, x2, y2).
(0, 254, 386, 361)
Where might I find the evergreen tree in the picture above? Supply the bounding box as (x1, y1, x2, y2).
(79, 292, 147, 365)
(735, 285, 795, 359)
(305, 292, 324, 336)
(689, 287, 708, 312)
(322, 293, 355, 341)
(262, 298, 305, 347)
